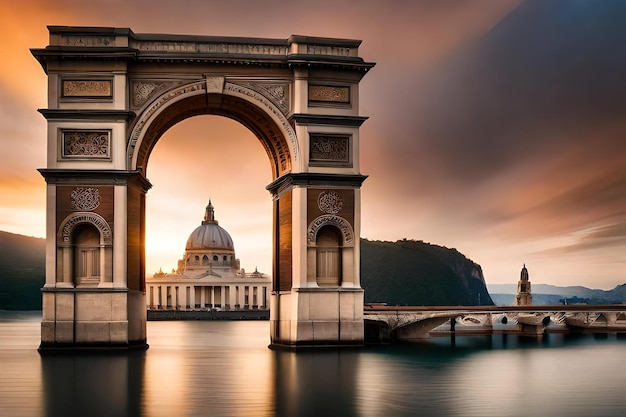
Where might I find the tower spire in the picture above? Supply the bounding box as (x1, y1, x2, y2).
(202, 199, 218, 224)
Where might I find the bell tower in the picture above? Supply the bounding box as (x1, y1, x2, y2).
(515, 264, 533, 306)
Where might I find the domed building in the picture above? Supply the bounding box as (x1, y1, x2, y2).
(146, 201, 271, 312)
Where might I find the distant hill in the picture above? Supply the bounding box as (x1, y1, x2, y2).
(360, 239, 493, 306)
(488, 283, 626, 305)
(0, 232, 494, 310)
(0, 231, 45, 310)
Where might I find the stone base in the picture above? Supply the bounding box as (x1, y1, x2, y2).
(40, 288, 147, 350)
(269, 287, 364, 349)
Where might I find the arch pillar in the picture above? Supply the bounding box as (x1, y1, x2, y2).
(38, 169, 151, 349)
(267, 173, 367, 348)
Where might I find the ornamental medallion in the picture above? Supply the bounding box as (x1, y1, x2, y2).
(318, 191, 343, 214)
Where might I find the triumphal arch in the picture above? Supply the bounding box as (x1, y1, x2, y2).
(32, 26, 374, 350)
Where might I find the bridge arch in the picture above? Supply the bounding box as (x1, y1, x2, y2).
(32, 26, 374, 350)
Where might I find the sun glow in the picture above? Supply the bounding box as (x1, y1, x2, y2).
(145, 115, 273, 276)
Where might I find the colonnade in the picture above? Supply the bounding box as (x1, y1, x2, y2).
(147, 284, 268, 310)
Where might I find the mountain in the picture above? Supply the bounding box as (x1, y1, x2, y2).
(360, 239, 493, 306)
(488, 283, 626, 305)
(0, 231, 45, 310)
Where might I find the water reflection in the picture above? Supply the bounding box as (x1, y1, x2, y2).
(273, 350, 360, 417)
(142, 321, 274, 417)
(41, 352, 145, 417)
(2, 314, 626, 417)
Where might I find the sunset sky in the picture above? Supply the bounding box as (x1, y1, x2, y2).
(1, 0, 625, 289)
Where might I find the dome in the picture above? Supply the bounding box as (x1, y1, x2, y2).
(185, 201, 234, 251)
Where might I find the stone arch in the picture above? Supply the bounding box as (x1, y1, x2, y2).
(127, 80, 298, 178)
(34, 26, 373, 350)
(307, 214, 355, 247)
(58, 212, 113, 245)
(315, 225, 343, 287)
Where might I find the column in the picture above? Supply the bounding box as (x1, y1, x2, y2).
(45, 184, 56, 287)
(189, 286, 195, 309)
(229, 285, 235, 310)
(200, 286, 205, 309)
(62, 247, 72, 286)
(113, 185, 127, 288)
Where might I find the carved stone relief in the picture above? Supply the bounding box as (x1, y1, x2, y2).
(309, 135, 350, 164)
(130, 40, 287, 55)
(62, 80, 112, 97)
(70, 188, 101, 211)
(131, 81, 178, 109)
(235, 81, 290, 114)
(309, 85, 350, 103)
(58, 212, 112, 244)
(307, 215, 354, 246)
(61, 36, 114, 46)
(62, 131, 110, 159)
(318, 191, 343, 214)
(306, 45, 354, 57)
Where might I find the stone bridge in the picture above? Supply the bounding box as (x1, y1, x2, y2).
(363, 305, 626, 343)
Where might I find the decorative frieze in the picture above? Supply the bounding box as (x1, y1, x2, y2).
(70, 188, 101, 211)
(309, 135, 350, 165)
(62, 131, 110, 159)
(62, 80, 112, 98)
(130, 40, 287, 56)
(306, 45, 355, 57)
(61, 35, 114, 47)
(309, 85, 350, 104)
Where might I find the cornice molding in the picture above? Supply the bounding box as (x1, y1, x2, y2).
(38, 169, 152, 191)
(266, 172, 367, 196)
(290, 114, 369, 127)
(38, 109, 136, 121)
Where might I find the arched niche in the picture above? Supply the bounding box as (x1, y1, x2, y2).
(306, 214, 356, 288)
(56, 212, 113, 287)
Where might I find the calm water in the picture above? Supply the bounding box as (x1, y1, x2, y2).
(1, 311, 625, 417)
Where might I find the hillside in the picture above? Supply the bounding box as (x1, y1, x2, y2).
(0, 232, 494, 310)
(360, 239, 493, 306)
(0, 231, 45, 310)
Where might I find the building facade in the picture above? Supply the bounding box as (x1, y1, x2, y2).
(146, 201, 270, 311)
